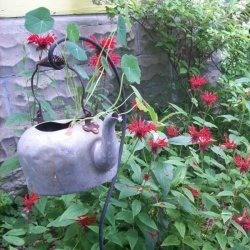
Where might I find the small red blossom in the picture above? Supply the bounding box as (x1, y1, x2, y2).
(85, 36, 116, 50)
(166, 124, 180, 137)
(143, 173, 151, 181)
(188, 125, 214, 151)
(233, 209, 250, 230)
(186, 186, 199, 197)
(27, 33, 56, 50)
(201, 91, 218, 107)
(220, 136, 237, 150)
(108, 52, 121, 66)
(234, 155, 250, 173)
(76, 214, 97, 229)
(188, 75, 207, 90)
(148, 137, 168, 154)
(127, 118, 156, 139)
(22, 193, 39, 212)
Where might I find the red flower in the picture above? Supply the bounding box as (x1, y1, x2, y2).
(234, 155, 250, 173)
(233, 209, 250, 230)
(188, 75, 207, 90)
(220, 136, 237, 150)
(27, 33, 56, 50)
(166, 124, 180, 137)
(148, 137, 168, 154)
(108, 52, 121, 66)
(76, 214, 97, 230)
(201, 91, 218, 107)
(186, 186, 199, 197)
(188, 125, 214, 151)
(89, 54, 101, 68)
(85, 35, 116, 50)
(127, 118, 156, 139)
(22, 193, 39, 212)
(143, 173, 151, 181)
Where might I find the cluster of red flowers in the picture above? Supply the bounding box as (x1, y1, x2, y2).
(200, 91, 218, 107)
(166, 124, 180, 137)
(188, 75, 218, 107)
(22, 192, 40, 213)
(76, 214, 97, 230)
(220, 136, 237, 150)
(27, 33, 56, 50)
(127, 118, 156, 139)
(186, 186, 199, 197)
(148, 137, 168, 154)
(188, 125, 214, 151)
(85, 35, 120, 71)
(234, 155, 250, 173)
(233, 209, 250, 230)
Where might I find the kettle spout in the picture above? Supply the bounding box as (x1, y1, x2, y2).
(92, 112, 121, 171)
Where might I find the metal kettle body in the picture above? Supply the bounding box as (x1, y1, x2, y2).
(17, 112, 120, 195)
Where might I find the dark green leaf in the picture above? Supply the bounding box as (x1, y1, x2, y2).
(138, 212, 158, 230)
(5, 228, 26, 236)
(193, 116, 217, 128)
(161, 235, 180, 246)
(217, 191, 234, 197)
(126, 229, 138, 250)
(202, 193, 220, 210)
(117, 15, 126, 46)
(0, 155, 20, 177)
(116, 210, 133, 223)
(25, 7, 54, 34)
(231, 220, 248, 237)
(221, 210, 232, 223)
(3, 235, 25, 246)
(169, 135, 192, 146)
(59, 203, 88, 221)
(101, 56, 112, 76)
(66, 22, 79, 42)
(131, 200, 141, 217)
(174, 221, 186, 238)
(29, 225, 47, 234)
(65, 41, 87, 61)
(215, 232, 227, 250)
(121, 54, 141, 84)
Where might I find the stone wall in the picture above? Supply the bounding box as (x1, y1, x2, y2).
(0, 14, 174, 192)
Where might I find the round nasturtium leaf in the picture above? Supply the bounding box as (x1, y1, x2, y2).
(25, 7, 54, 34)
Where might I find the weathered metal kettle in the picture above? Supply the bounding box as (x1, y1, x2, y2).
(17, 36, 126, 196)
(17, 113, 121, 195)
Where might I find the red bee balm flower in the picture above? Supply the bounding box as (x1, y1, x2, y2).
(186, 186, 199, 197)
(148, 137, 168, 154)
(76, 214, 97, 230)
(85, 35, 116, 50)
(221, 136, 237, 149)
(22, 193, 39, 212)
(188, 125, 214, 151)
(27, 33, 56, 50)
(201, 91, 218, 107)
(233, 209, 250, 230)
(127, 118, 156, 139)
(234, 155, 250, 173)
(166, 124, 180, 137)
(188, 75, 207, 90)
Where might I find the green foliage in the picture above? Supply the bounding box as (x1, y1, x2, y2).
(66, 22, 80, 42)
(24, 7, 54, 34)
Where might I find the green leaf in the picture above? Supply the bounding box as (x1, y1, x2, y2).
(59, 203, 88, 221)
(183, 236, 200, 249)
(171, 165, 187, 187)
(29, 225, 47, 234)
(168, 135, 192, 146)
(47, 217, 74, 228)
(217, 191, 234, 197)
(239, 193, 250, 206)
(3, 235, 25, 246)
(117, 15, 126, 46)
(202, 243, 215, 250)
(5, 113, 31, 126)
(25, 7, 54, 34)
(101, 56, 112, 76)
(153, 202, 176, 209)
(221, 210, 232, 224)
(169, 103, 188, 116)
(66, 22, 79, 42)
(161, 235, 180, 246)
(73, 65, 89, 79)
(118, 185, 140, 199)
(138, 212, 158, 230)
(231, 220, 248, 237)
(131, 200, 141, 217)
(211, 146, 230, 164)
(174, 221, 186, 238)
(65, 41, 87, 61)
(215, 232, 227, 250)
(147, 104, 158, 122)
(0, 155, 20, 177)
(126, 229, 138, 250)
(180, 67, 187, 74)
(5, 228, 26, 236)
(217, 114, 239, 122)
(193, 116, 217, 128)
(116, 210, 133, 223)
(130, 85, 143, 101)
(202, 193, 220, 210)
(121, 54, 141, 84)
